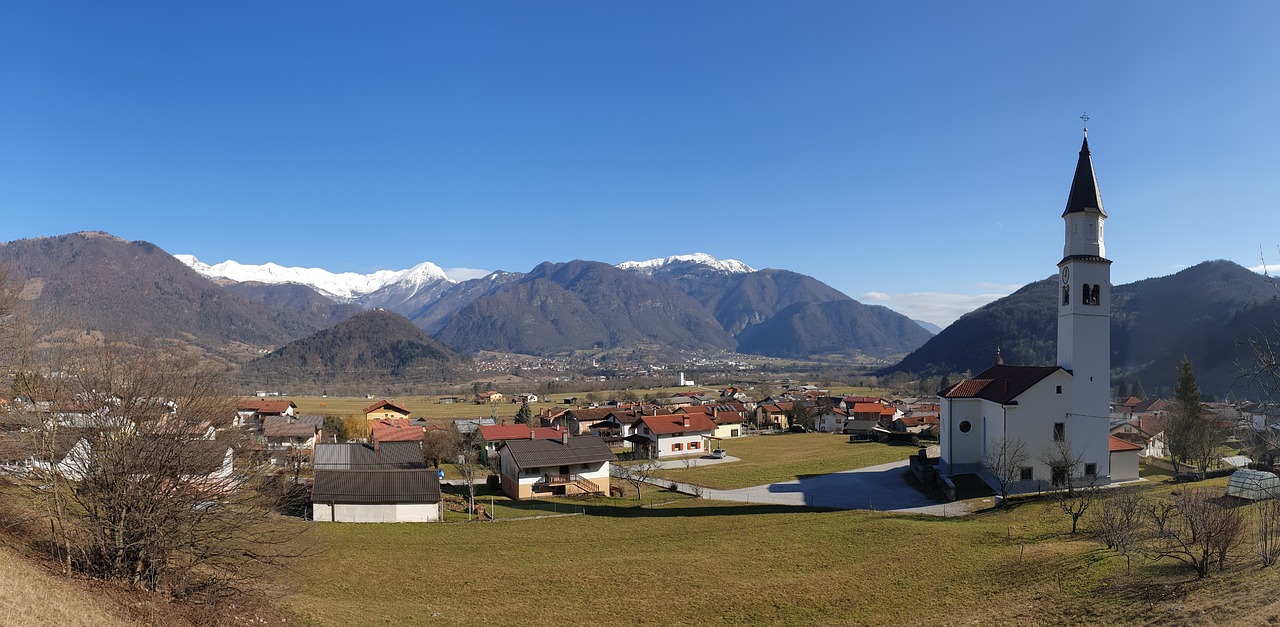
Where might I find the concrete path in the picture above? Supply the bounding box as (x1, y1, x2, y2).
(651, 454, 741, 470)
(655, 460, 972, 517)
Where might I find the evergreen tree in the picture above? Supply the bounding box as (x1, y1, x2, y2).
(1172, 358, 1198, 470)
(1131, 379, 1145, 400)
(515, 400, 533, 425)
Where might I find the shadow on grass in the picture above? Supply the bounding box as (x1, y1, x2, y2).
(583, 502, 831, 518)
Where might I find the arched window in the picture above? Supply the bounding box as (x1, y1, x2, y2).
(1091, 284, 1101, 305)
(1063, 284, 1070, 305)
(1082, 283, 1091, 305)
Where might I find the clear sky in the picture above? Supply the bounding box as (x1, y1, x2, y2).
(3, 2, 1278, 328)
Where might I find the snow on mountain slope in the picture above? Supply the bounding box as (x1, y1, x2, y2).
(175, 254, 454, 302)
(616, 252, 754, 275)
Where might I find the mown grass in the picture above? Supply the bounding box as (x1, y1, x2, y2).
(650, 433, 916, 489)
(278, 476, 1280, 627)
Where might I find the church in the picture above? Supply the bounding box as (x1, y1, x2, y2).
(937, 127, 1136, 491)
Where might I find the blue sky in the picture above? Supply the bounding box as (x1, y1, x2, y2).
(3, 2, 1278, 327)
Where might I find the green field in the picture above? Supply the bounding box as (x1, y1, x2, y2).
(650, 433, 916, 489)
(277, 474, 1280, 626)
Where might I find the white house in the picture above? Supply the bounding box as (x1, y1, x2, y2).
(631, 413, 718, 458)
(939, 129, 1114, 492)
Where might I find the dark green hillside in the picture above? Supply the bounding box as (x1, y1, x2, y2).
(886, 260, 1279, 397)
(244, 309, 461, 387)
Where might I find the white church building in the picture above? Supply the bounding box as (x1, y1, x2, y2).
(938, 128, 1133, 491)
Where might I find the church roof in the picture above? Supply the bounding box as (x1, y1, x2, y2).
(1062, 135, 1107, 218)
(941, 365, 1064, 405)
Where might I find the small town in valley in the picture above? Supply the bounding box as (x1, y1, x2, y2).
(3, 4, 1280, 626)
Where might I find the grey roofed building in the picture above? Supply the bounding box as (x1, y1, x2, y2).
(262, 414, 323, 437)
(500, 435, 617, 469)
(312, 469, 441, 504)
(313, 442, 425, 470)
(453, 417, 497, 434)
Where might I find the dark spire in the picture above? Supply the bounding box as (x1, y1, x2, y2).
(994, 347, 1004, 366)
(1062, 131, 1106, 218)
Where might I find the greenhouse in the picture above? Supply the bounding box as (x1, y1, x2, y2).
(1226, 468, 1280, 501)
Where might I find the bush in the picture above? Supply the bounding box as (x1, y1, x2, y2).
(486, 474, 500, 490)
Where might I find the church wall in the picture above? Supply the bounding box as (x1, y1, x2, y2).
(1000, 371, 1074, 484)
(939, 398, 986, 475)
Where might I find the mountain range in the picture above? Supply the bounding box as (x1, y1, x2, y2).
(886, 260, 1280, 398)
(0, 233, 931, 374)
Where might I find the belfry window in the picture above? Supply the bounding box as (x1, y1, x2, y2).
(1091, 284, 1100, 305)
(1082, 283, 1090, 305)
(1063, 285, 1070, 306)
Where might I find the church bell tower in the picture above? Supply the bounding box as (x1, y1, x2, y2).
(1057, 117, 1112, 432)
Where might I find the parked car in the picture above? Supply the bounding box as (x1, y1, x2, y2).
(710, 448, 727, 459)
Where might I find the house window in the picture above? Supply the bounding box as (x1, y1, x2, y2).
(688, 441, 700, 450)
(1056, 386, 1062, 395)
(672, 442, 682, 452)
(1019, 467, 1033, 482)
(1051, 465, 1067, 487)
(1053, 422, 1065, 442)
(1085, 463, 1097, 477)
(958, 420, 971, 433)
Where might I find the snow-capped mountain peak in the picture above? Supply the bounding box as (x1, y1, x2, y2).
(175, 254, 454, 302)
(616, 252, 755, 275)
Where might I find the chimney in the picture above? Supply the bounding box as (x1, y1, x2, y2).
(561, 431, 570, 445)
(683, 416, 690, 428)
(529, 429, 536, 440)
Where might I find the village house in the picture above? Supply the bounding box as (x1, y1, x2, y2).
(679, 403, 747, 439)
(234, 399, 296, 431)
(474, 390, 504, 404)
(756, 402, 792, 430)
(262, 415, 324, 452)
(363, 400, 412, 422)
(312, 469, 443, 523)
(497, 434, 616, 499)
(477, 424, 567, 460)
(631, 413, 718, 458)
(370, 419, 425, 444)
(314, 442, 426, 471)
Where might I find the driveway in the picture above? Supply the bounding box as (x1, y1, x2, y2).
(662, 460, 970, 517)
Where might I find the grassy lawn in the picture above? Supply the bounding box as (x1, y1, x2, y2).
(277, 475, 1280, 627)
(649, 433, 916, 489)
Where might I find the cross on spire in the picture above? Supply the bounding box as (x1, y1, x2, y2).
(1080, 112, 1090, 135)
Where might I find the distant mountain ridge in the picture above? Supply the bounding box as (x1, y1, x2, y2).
(1, 233, 931, 368)
(886, 260, 1279, 397)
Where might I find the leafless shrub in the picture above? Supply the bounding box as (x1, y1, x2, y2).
(1148, 487, 1246, 579)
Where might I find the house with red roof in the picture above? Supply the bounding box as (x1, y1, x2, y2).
(234, 399, 296, 430)
(679, 403, 747, 439)
(477, 424, 567, 459)
(370, 419, 425, 444)
(631, 413, 718, 458)
(1109, 435, 1142, 482)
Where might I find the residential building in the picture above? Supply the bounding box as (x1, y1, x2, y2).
(631, 413, 718, 458)
(497, 434, 616, 499)
(312, 469, 442, 522)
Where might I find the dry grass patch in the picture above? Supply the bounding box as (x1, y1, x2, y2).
(0, 545, 136, 626)
(651, 433, 916, 489)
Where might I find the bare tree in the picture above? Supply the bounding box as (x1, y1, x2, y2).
(1089, 489, 1146, 572)
(21, 344, 303, 598)
(981, 437, 1029, 506)
(611, 458, 661, 501)
(1149, 487, 1246, 579)
(1259, 499, 1280, 567)
(422, 427, 460, 468)
(1040, 440, 1100, 534)
(454, 430, 484, 519)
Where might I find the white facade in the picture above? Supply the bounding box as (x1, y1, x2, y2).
(313, 502, 442, 523)
(938, 133, 1114, 489)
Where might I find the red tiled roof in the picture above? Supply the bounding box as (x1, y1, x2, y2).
(237, 399, 296, 414)
(478, 425, 565, 441)
(370, 419, 424, 443)
(364, 400, 411, 415)
(1109, 435, 1143, 452)
(851, 402, 886, 414)
(635, 414, 718, 435)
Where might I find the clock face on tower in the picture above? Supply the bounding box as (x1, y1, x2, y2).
(1061, 267, 1070, 285)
